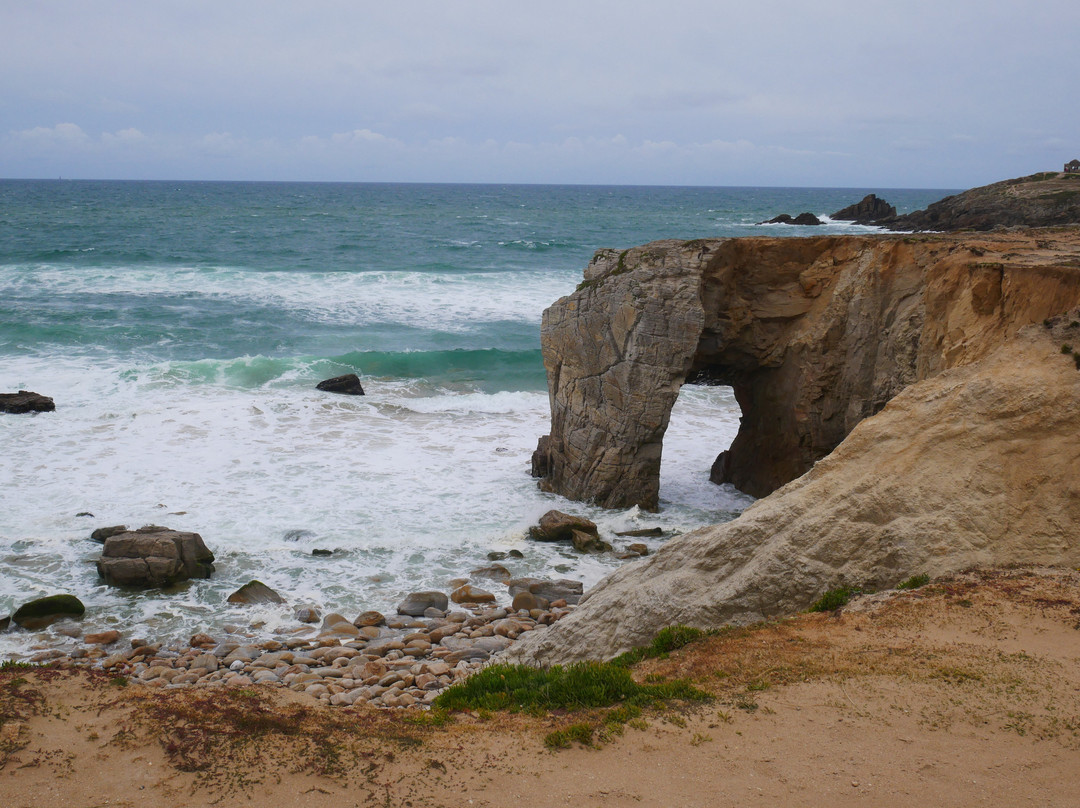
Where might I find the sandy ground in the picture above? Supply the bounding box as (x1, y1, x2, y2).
(3, 566, 1079, 807)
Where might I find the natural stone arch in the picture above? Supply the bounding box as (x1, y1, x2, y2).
(532, 234, 1080, 510)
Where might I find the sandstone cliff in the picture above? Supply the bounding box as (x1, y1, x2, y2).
(533, 229, 1080, 506)
(507, 309, 1080, 665)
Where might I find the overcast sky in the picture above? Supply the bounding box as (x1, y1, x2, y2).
(2, 1, 1077, 188)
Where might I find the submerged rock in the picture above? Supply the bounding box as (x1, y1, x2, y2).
(95, 526, 215, 587)
(316, 373, 365, 395)
(12, 594, 85, 629)
(0, 391, 55, 413)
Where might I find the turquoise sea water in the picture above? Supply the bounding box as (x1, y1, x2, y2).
(0, 180, 952, 656)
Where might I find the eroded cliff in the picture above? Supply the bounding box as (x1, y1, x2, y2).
(533, 229, 1080, 506)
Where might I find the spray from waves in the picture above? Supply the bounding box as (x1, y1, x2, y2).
(122, 348, 547, 393)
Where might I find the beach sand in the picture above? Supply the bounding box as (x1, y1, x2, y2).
(3, 567, 1078, 807)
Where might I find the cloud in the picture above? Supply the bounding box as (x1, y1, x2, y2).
(14, 122, 89, 144)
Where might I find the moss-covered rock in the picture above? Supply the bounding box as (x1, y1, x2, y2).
(11, 594, 85, 629)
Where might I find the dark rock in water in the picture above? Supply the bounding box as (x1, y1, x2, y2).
(614, 527, 664, 538)
(831, 194, 897, 224)
(294, 606, 320, 623)
(316, 373, 365, 396)
(90, 525, 129, 543)
(531, 435, 552, 478)
(760, 212, 822, 226)
(282, 529, 315, 542)
(486, 551, 508, 561)
(0, 391, 55, 414)
(12, 594, 85, 629)
(76, 512, 94, 518)
(95, 526, 215, 587)
(227, 580, 285, 605)
(0, 615, 9, 631)
(396, 590, 448, 616)
(311, 548, 333, 556)
(507, 549, 525, 559)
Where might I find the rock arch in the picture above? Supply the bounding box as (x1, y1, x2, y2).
(532, 234, 1080, 510)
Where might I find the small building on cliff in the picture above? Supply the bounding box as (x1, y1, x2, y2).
(1066, 159, 1080, 174)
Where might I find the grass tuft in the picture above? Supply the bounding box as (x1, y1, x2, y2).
(808, 586, 861, 612)
(897, 573, 931, 590)
(612, 625, 707, 667)
(544, 722, 594, 750)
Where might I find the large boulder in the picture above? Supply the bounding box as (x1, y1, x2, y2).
(11, 594, 85, 629)
(95, 526, 215, 587)
(0, 391, 55, 414)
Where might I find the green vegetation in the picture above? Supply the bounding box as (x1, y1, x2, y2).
(431, 661, 709, 715)
(808, 586, 861, 612)
(612, 624, 707, 667)
(897, 573, 931, 590)
(1062, 344, 1073, 354)
(544, 722, 594, 749)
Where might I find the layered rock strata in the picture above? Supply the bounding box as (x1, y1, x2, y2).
(533, 229, 1080, 507)
(507, 312, 1080, 665)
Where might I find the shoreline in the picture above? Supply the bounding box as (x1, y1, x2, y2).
(7, 597, 578, 709)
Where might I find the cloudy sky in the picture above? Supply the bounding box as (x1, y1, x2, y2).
(2, 1, 1077, 188)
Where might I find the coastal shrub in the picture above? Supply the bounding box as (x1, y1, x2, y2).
(612, 624, 707, 667)
(808, 586, 861, 612)
(544, 722, 594, 750)
(431, 662, 709, 714)
(897, 573, 931, 590)
(1062, 344, 1073, 354)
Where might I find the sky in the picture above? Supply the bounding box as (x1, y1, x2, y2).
(1, 1, 1077, 188)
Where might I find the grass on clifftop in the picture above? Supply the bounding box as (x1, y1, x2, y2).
(432, 660, 709, 715)
(432, 643, 712, 750)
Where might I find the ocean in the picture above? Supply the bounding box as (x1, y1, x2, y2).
(0, 180, 952, 658)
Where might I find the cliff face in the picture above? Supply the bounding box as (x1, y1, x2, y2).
(534, 229, 1080, 507)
